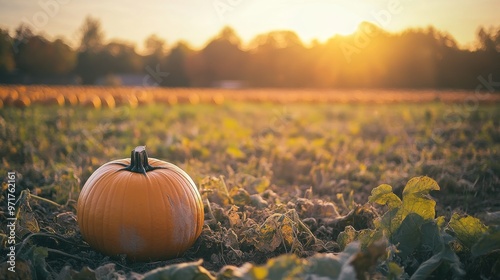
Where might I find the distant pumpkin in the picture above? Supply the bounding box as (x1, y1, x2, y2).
(77, 146, 204, 261)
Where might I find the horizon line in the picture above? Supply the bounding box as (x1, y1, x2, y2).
(1, 19, 494, 54)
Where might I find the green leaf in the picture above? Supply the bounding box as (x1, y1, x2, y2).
(265, 255, 304, 280)
(482, 211, 500, 225)
(368, 184, 402, 210)
(23, 246, 50, 280)
(391, 213, 425, 259)
(471, 227, 500, 257)
(448, 213, 488, 249)
(402, 176, 440, 197)
(420, 221, 444, 255)
(143, 260, 215, 280)
(435, 216, 446, 231)
(357, 229, 383, 250)
(378, 208, 400, 235)
(370, 177, 440, 236)
(220, 249, 362, 280)
(400, 176, 439, 222)
(33, 246, 48, 268)
(410, 243, 464, 280)
(223, 254, 305, 280)
(57, 266, 97, 280)
(305, 254, 342, 278)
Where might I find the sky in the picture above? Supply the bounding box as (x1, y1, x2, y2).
(0, 0, 499, 52)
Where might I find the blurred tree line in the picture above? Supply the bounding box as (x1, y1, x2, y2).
(0, 17, 499, 89)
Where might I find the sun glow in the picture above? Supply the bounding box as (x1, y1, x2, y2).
(270, 2, 362, 42)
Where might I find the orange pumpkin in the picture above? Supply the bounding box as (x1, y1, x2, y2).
(77, 146, 204, 261)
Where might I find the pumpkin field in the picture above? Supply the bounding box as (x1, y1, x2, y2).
(1, 85, 500, 279)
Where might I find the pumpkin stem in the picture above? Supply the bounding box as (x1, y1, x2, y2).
(123, 146, 164, 174)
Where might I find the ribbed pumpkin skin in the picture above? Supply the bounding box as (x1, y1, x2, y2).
(77, 157, 204, 261)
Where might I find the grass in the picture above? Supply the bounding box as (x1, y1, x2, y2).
(0, 89, 499, 278)
(1, 101, 498, 213)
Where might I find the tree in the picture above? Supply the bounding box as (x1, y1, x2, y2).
(14, 35, 76, 76)
(12, 24, 33, 55)
(247, 30, 308, 87)
(477, 26, 500, 52)
(0, 29, 15, 76)
(144, 34, 166, 56)
(143, 34, 166, 72)
(199, 26, 247, 85)
(76, 16, 105, 84)
(49, 39, 77, 74)
(218, 26, 242, 46)
(79, 16, 104, 52)
(76, 51, 101, 84)
(102, 41, 143, 73)
(249, 30, 302, 50)
(162, 41, 191, 87)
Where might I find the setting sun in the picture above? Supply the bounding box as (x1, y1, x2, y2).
(236, 1, 366, 42)
(241, 2, 363, 43)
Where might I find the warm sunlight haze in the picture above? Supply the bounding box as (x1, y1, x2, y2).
(1, 0, 500, 279)
(0, 0, 499, 50)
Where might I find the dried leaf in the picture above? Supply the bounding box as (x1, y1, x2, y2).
(1, 260, 32, 279)
(338, 226, 358, 251)
(280, 222, 295, 249)
(229, 187, 251, 207)
(201, 176, 232, 206)
(228, 212, 241, 227)
(255, 218, 281, 252)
